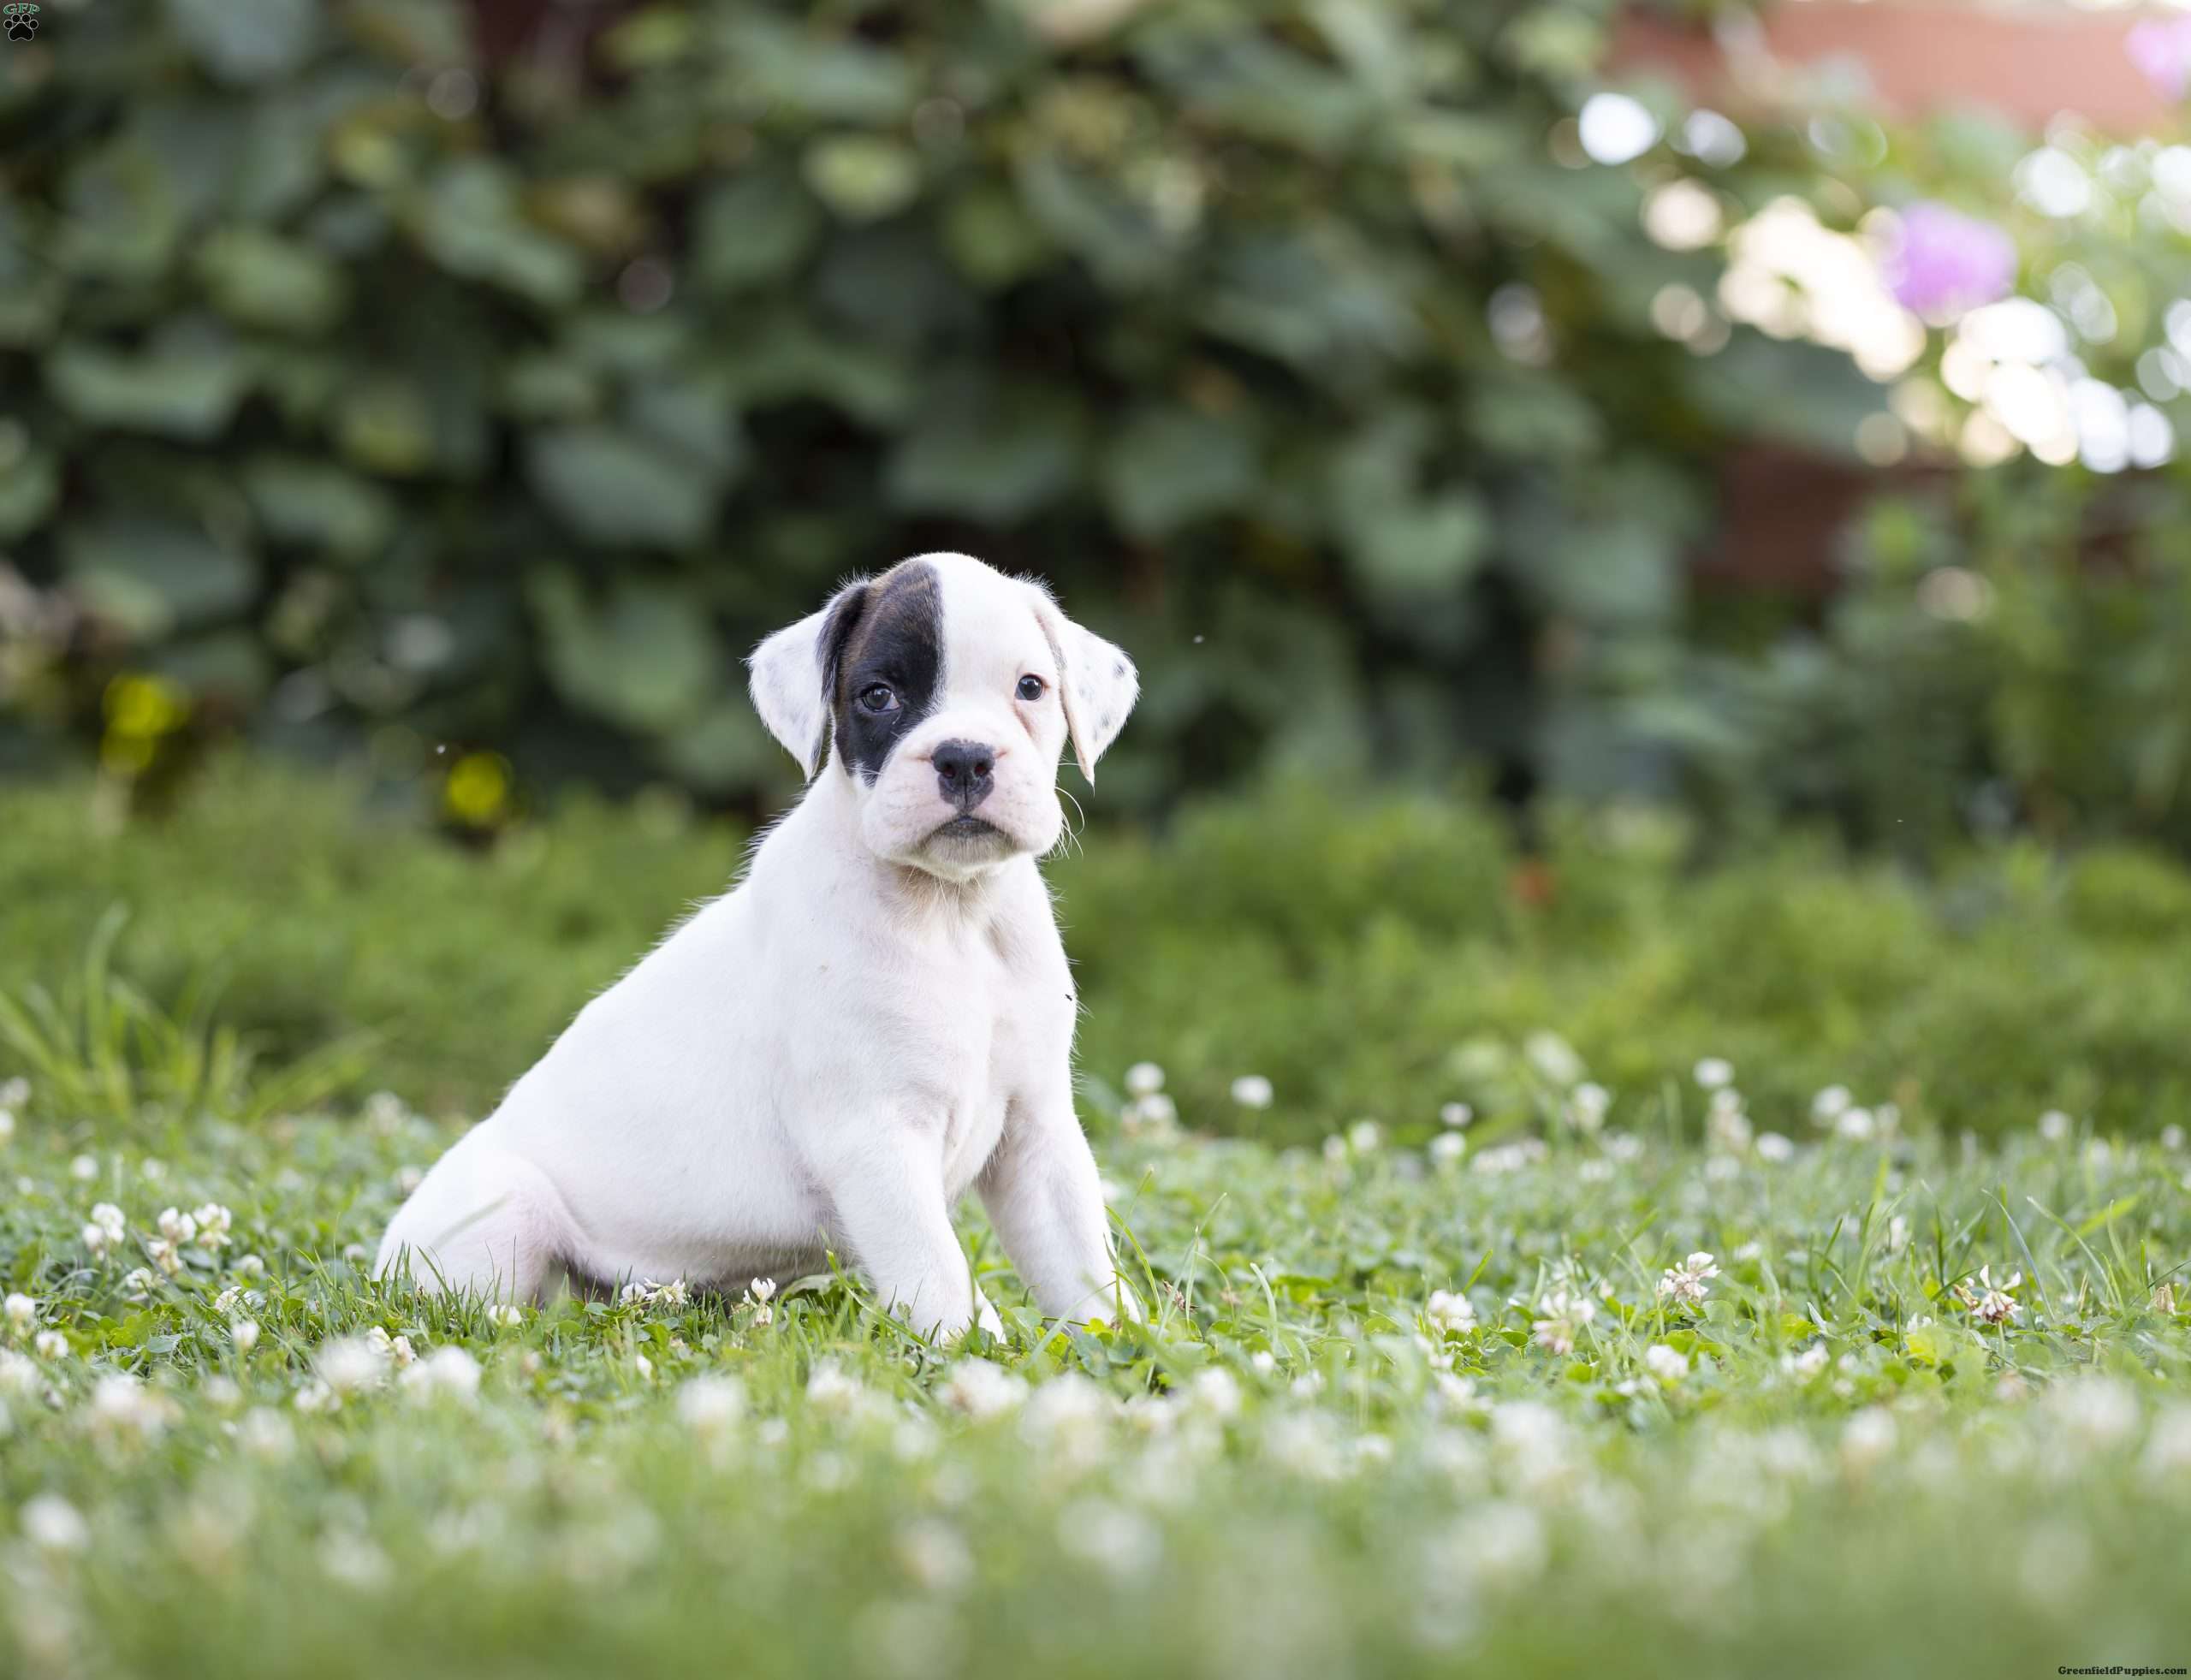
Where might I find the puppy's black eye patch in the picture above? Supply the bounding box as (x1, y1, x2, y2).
(830, 561, 941, 783)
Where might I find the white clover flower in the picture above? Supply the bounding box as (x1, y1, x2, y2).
(1262, 1411, 1343, 1480)
(69, 1153, 98, 1181)
(213, 1286, 242, 1315)
(1321, 1136, 1346, 1165)
(486, 1303, 524, 1328)
(1426, 1290, 1476, 1335)
(655, 1279, 689, 1310)
(1967, 1266, 2023, 1327)
(2142, 1405, 2191, 1475)
(2045, 1375, 2139, 1452)
(33, 1330, 67, 1360)
(0, 1349, 37, 1398)
(896, 1518, 973, 1594)
(2039, 1109, 2072, 1143)
(122, 1267, 157, 1300)
(1437, 1499, 1548, 1594)
(233, 1254, 266, 1279)
(21, 1495, 89, 1553)
(1643, 1344, 1689, 1381)
(1886, 1215, 1910, 1253)
(1531, 1289, 1595, 1356)
(2163, 1125, 2187, 1152)
(1707, 1093, 1753, 1155)
(316, 1335, 389, 1396)
(231, 1320, 260, 1355)
(157, 1207, 197, 1245)
(231, 1408, 288, 1467)
(1755, 1132, 1794, 1163)
(1229, 1075, 1273, 1109)
(320, 1531, 393, 1593)
(4, 1292, 36, 1333)
(1439, 1102, 1473, 1129)
(1656, 1252, 1720, 1309)
(1059, 1498, 1161, 1579)
(633, 1352, 654, 1381)
(293, 1380, 336, 1414)
(87, 1374, 175, 1444)
(1841, 1408, 1897, 1474)
(401, 1346, 482, 1405)
(1835, 1107, 1876, 1142)
(676, 1374, 745, 1435)
(1188, 1368, 1242, 1418)
(1566, 1083, 1610, 1133)
(619, 1282, 650, 1306)
(1811, 1084, 1852, 1124)
(805, 1360, 864, 1416)
(941, 1359, 1025, 1419)
(2155, 1281, 2178, 1316)
(1123, 1092, 1179, 1137)
(1523, 1031, 1583, 1088)
(0, 1108, 14, 1144)
(1693, 1057, 1734, 1090)
(1124, 1062, 1165, 1098)
(1783, 1343, 1830, 1382)
(1428, 1132, 1465, 1167)
(1346, 1119, 1382, 1154)
(192, 1203, 233, 1250)
(744, 1278, 776, 1327)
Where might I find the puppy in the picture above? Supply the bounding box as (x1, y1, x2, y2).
(376, 553, 1139, 1337)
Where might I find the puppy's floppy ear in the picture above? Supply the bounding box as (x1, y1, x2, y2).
(747, 579, 868, 778)
(1029, 585, 1137, 783)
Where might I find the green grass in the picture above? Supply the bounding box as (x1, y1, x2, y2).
(3, 771, 2191, 1675)
(8, 758, 2191, 1141)
(1, 988, 2189, 1677)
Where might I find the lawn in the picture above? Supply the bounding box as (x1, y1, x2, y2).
(3, 771, 2191, 1677)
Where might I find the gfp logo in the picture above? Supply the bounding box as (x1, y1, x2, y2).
(3, 3, 39, 41)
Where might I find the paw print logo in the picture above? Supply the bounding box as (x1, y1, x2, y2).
(3, 3, 39, 40)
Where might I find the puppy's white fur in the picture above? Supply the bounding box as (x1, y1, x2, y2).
(376, 554, 1138, 1338)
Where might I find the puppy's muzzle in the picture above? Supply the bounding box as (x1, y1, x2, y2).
(931, 739, 996, 814)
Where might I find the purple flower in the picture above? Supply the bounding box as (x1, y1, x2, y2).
(1885, 202, 2017, 322)
(2128, 16, 2191, 102)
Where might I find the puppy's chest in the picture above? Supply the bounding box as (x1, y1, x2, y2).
(904, 923, 1060, 1189)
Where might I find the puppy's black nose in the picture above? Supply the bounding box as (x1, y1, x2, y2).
(932, 739, 995, 811)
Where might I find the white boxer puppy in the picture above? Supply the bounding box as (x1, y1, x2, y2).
(376, 553, 1140, 1338)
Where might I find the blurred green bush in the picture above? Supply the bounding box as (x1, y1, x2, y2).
(9, 760, 2189, 1143)
(0, 0, 1894, 817)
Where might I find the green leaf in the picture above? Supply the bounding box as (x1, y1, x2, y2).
(335, 379, 437, 477)
(1101, 407, 1258, 538)
(55, 141, 186, 282)
(47, 340, 251, 441)
(196, 227, 349, 334)
(1350, 491, 1492, 596)
(715, 15, 917, 123)
(63, 516, 258, 639)
(692, 169, 822, 291)
(887, 382, 1085, 525)
(0, 450, 59, 540)
(802, 137, 922, 224)
(529, 572, 718, 732)
(525, 426, 722, 547)
(411, 161, 585, 306)
(942, 187, 1054, 289)
(164, 0, 320, 84)
(242, 456, 397, 560)
(625, 382, 747, 482)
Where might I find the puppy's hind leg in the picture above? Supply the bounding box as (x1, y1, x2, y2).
(373, 1127, 573, 1305)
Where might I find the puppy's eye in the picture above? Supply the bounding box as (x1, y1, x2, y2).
(858, 683, 899, 715)
(1015, 674, 1047, 703)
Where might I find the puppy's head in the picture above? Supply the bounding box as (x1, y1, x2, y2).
(749, 554, 1137, 881)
